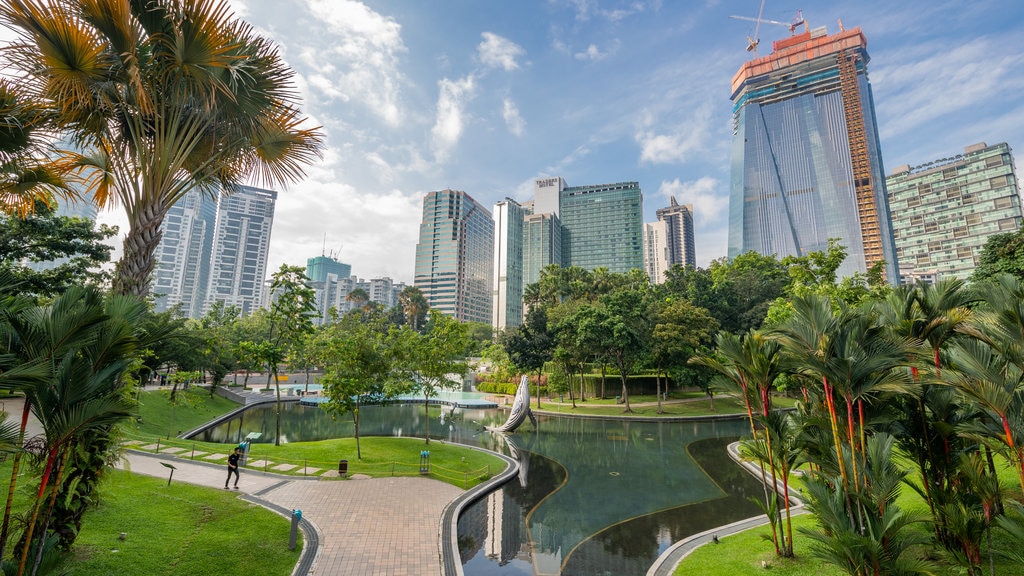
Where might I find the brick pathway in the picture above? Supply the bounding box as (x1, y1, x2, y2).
(119, 451, 463, 576)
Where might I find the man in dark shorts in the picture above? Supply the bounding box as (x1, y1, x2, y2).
(226, 447, 241, 489)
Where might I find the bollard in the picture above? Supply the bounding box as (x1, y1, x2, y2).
(289, 509, 302, 550)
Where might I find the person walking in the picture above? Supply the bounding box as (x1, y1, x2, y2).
(226, 447, 241, 489)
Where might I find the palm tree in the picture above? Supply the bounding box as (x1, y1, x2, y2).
(397, 286, 429, 332)
(0, 0, 323, 297)
(346, 288, 370, 312)
(0, 80, 74, 217)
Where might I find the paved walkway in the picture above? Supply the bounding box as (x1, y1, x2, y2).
(118, 451, 463, 576)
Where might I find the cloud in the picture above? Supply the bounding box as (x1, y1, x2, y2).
(574, 40, 620, 61)
(502, 98, 525, 136)
(636, 101, 714, 164)
(300, 0, 408, 126)
(431, 76, 477, 163)
(656, 177, 728, 226)
(872, 35, 1024, 141)
(478, 32, 525, 71)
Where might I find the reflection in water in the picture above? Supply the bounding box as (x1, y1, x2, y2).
(195, 402, 761, 576)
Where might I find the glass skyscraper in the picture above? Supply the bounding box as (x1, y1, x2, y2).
(306, 255, 351, 283)
(559, 181, 644, 274)
(886, 142, 1022, 282)
(414, 189, 494, 324)
(729, 25, 898, 281)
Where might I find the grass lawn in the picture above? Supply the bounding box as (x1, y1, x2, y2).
(62, 469, 299, 576)
(128, 390, 504, 488)
(533, 393, 799, 417)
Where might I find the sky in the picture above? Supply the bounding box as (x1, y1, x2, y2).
(34, 1, 1024, 283)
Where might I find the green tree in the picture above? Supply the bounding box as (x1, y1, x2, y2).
(503, 307, 554, 409)
(598, 287, 651, 413)
(319, 313, 401, 459)
(397, 286, 429, 332)
(0, 203, 115, 298)
(0, 0, 323, 297)
(649, 298, 718, 412)
(405, 312, 469, 444)
(972, 229, 1024, 283)
(265, 265, 317, 446)
(708, 251, 788, 333)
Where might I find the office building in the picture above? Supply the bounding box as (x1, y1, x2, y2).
(493, 199, 526, 330)
(306, 254, 351, 284)
(153, 184, 276, 318)
(414, 189, 494, 324)
(643, 220, 670, 284)
(559, 181, 644, 274)
(886, 142, 1022, 282)
(656, 197, 696, 269)
(728, 24, 898, 281)
(522, 211, 563, 287)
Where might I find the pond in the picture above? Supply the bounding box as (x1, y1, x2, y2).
(193, 401, 763, 576)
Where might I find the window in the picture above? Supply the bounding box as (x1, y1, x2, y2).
(928, 241, 942, 252)
(965, 213, 982, 226)
(953, 226, 968, 239)
(999, 217, 1019, 231)
(925, 223, 938, 233)
(907, 196, 921, 207)
(994, 196, 1014, 210)
(957, 247, 973, 259)
(990, 175, 1009, 189)
(911, 215, 924, 226)
(986, 155, 1004, 168)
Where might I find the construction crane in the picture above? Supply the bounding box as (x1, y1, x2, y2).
(730, 8, 808, 54)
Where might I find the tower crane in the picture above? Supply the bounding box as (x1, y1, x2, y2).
(730, 8, 808, 55)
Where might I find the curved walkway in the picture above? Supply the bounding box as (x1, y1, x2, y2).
(118, 451, 465, 576)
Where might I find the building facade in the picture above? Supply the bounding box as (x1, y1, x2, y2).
(414, 189, 494, 324)
(642, 220, 670, 284)
(153, 184, 276, 318)
(886, 142, 1022, 282)
(728, 25, 898, 281)
(522, 211, 563, 287)
(655, 196, 696, 269)
(306, 255, 351, 284)
(559, 181, 644, 274)
(492, 199, 526, 330)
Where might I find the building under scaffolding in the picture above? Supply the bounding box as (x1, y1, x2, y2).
(727, 24, 898, 282)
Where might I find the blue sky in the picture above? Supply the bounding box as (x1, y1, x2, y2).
(105, 1, 1024, 283)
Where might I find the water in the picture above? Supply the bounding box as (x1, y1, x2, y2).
(193, 402, 764, 576)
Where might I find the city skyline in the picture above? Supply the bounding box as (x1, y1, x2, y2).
(12, 1, 1019, 284)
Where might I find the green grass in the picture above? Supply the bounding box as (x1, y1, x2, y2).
(534, 394, 799, 417)
(127, 391, 504, 489)
(62, 469, 299, 576)
(134, 387, 242, 438)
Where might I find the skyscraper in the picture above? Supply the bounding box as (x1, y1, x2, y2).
(886, 142, 1022, 282)
(642, 220, 669, 284)
(728, 24, 898, 281)
(655, 196, 696, 269)
(306, 254, 351, 283)
(492, 199, 526, 330)
(414, 189, 494, 324)
(522, 211, 562, 286)
(153, 184, 276, 317)
(559, 181, 644, 274)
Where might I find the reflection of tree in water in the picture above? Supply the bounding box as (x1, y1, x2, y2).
(560, 436, 764, 575)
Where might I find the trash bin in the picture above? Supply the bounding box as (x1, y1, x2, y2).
(338, 459, 348, 478)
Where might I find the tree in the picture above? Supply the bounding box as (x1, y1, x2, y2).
(265, 265, 317, 446)
(405, 312, 469, 444)
(708, 251, 788, 333)
(972, 229, 1024, 283)
(598, 287, 651, 413)
(397, 286, 429, 332)
(0, 0, 323, 297)
(319, 313, 401, 459)
(649, 298, 718, 412)
(345, 288, 370, 312)
(0, 79, 73, 217)
(0, 202, 115, 298)
(503, 307, 554, 409)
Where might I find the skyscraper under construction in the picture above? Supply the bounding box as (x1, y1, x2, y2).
(728, 22, 898, 281)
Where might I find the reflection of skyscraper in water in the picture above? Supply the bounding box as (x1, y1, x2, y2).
(729, 23, 898, 281)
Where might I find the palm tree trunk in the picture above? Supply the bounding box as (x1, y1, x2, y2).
(31, 445, 69, 576)
(112, 200, 166, 297)
(17, 446, 57, 576)
(0, 400, 31, 560)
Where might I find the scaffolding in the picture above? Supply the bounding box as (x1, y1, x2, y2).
(837, 48, 886, 280)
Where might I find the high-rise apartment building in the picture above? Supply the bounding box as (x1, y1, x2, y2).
(655, 196, 696, 269)
(414, 189, 494, 324)
(493, 199, 526, 330)
(559, 181, 644, 274)
(886, 142, 1022, 282)
(728, 24, 898, 281)
(153, 184, 276, 317)
(522, 211, 563, 287)
(642, 220, 669, 284)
